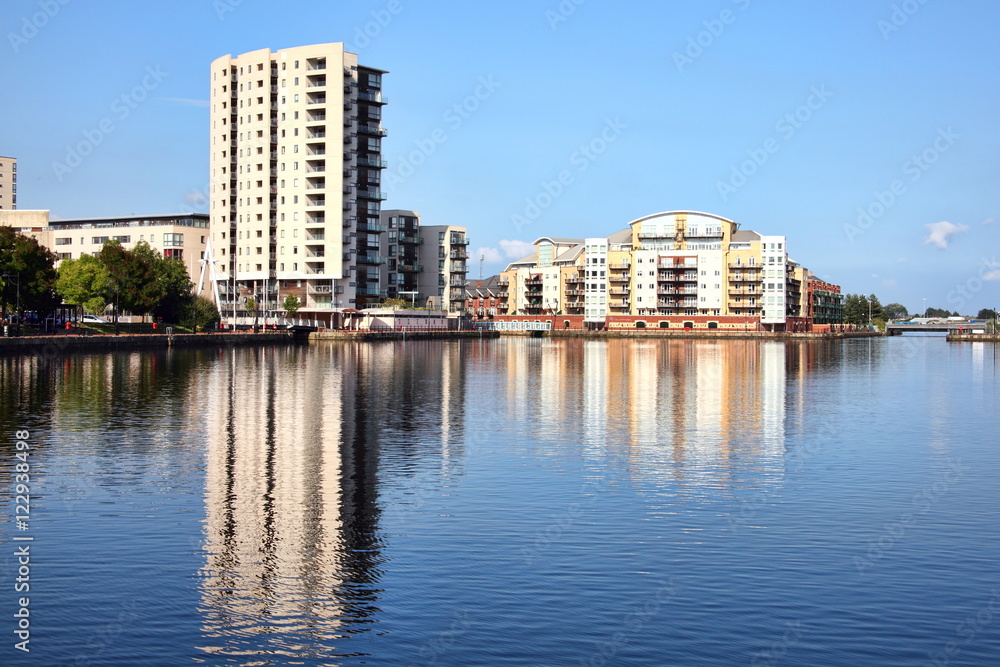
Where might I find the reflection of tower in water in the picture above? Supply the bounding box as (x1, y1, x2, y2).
(197, 342, 466, 661)
(198, 345, 384, 661)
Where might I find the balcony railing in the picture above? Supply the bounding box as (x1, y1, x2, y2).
(358, 91, 387, 104)
(358, 123, 388, 137)
(357, 156, 388, 168)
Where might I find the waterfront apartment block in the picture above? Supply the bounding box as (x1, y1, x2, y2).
(209, 43, 388, 324)
(0, 156, 16, 209)
(494, 211, 843, 331)
(379, 210, 469, 312)
(0, 210, 209, 285)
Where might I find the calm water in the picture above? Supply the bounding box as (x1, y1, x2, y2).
(0, 337, 998, 666)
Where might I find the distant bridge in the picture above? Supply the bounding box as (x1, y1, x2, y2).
(886, 321, 987, 334)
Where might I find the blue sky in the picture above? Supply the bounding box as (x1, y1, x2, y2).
(1, 0, 998, 314)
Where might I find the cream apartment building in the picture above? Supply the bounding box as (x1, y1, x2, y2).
(209, 43, 388, 324)
(498, 211, 819, 331)
(0, 210, 209, 284)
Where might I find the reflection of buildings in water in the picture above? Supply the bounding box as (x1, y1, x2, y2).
(199, 347, 356, 659)
(198, 342, 466, 660)
(582, 341, 609, 455)
(570, 340, 788, 487)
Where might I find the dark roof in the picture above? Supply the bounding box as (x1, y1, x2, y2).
(465, 274, 503, 295)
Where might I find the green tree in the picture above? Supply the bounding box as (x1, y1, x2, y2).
(868, 294, 884, 323)
(883, 303, 908, 321)
(245, 296, 258, 330)
(925, 307, 951, 319)
(0, 226, 60, 317)
(99, 241, 158, 319)
(283, 294, 301, 318)
(380, 297, 408, 309)
(843, 293, 870, 326)
(136, 243, 194, 323)
(56, 255, 110, 314)
(976, 308, 997, 320)
(181, 295, 220, 332)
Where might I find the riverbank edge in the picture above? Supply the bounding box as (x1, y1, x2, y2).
(311, 330, 499, 341)
(513, 330, 883, 340)
(310, 330, 883, 341)
(0, 329, 886, 354)
(0, 331, 296, 356)
(946, 333, 1000, 342)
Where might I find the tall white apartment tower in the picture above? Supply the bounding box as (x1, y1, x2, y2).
(210, 43, 388, 323)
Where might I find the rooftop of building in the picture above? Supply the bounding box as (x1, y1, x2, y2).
(465, 274, 504, 294)
(732, 230, 762, 242)
(47, 213, 210, 229)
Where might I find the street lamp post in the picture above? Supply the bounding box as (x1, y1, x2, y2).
(922, 297, 927, 318)
(2, 273, 20, 336)
(114, 284, 120, 336)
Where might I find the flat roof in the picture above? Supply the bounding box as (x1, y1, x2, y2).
(55, 213, 209, 223)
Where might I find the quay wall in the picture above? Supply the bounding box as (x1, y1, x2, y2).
(0, 331, 295, 356)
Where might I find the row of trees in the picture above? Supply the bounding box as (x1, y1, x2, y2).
(3, 226, 219, 329)
(0, 226, 61, 317)
(56, 240, 219, 326)
(843, 293, 996, 326)
(842, 294, 884, 327)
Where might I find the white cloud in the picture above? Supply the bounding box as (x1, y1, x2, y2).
(475, 246, 504, 264)
(881, 278, 898, 288)
(184, 189, 208, 206)
(897, 257, 908, 263)
(982, 218, 994, 226)
(499, 239, 535, 259)
(984, 270, 1000, 282)
(923, 221, 969, 249)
